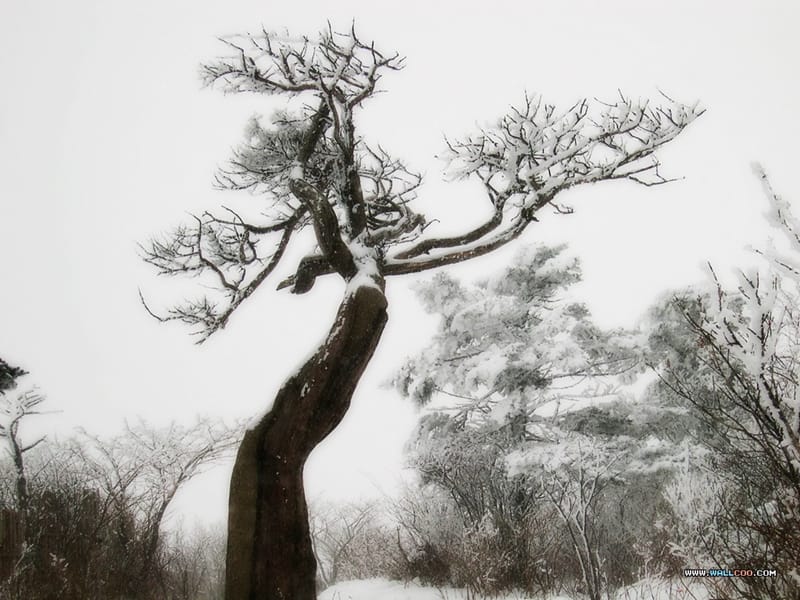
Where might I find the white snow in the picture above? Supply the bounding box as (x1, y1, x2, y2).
(318, 579, 448, 600)
(289, 161, 304, 181)
(318, 578, 706, 600)
(345, 235, 384, 295)
(345, 270, 383, 295)
(613, 578, 712, 600)
(318, 578, 571, 600)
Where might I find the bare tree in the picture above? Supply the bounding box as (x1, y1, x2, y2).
(540, 443, 621, 600)
(0, 417, 237, 600)
(308, 500, 375, 588)
(160, 522, 228, 600)
(140, 23, 701, 600)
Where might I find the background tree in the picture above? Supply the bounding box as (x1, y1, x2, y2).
(0, 358, 36, 589)
(394, 248, 702, 596)
(140, 23, 701, 600)
(395, 244, 641, 414)
(308, 500, 376, 589)
(159, 523, 228, 600)
(537, 442, 616, 600)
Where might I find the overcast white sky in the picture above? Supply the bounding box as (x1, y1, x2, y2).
(2, 0, 799, 526)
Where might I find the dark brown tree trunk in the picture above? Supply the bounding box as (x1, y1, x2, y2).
(225, 283, 388, 600)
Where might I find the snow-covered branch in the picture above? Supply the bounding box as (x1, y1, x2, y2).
(139, 209, 299, 341)
(387, 92, 702, 273)
(441, 92, 701, 193)
(201, 24, 403, 106)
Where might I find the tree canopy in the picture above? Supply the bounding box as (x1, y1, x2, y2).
(141, 25, 702, 341)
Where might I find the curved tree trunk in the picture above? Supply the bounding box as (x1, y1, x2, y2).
(225, 283, 388, 600)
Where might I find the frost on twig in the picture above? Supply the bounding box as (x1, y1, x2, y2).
(442, 91, 702, 198)
(756, 162, 800, 277)
(74, 418, 241, 534)
(201, 23, 403, 105)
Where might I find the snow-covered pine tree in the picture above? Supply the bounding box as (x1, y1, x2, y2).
(396, 246, 704, 595)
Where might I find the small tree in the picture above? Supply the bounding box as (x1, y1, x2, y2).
(537, 441, 620, 600)
(141, 24, 701, 599)
(308, 500, 375, 588)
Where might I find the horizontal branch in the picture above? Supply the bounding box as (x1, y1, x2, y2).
(385, 207, 538, 276)
(394, 203, 504, 260)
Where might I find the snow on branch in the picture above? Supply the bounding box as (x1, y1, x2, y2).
(0, 381, 49, 515)
(0, 388, 47, 450)
(201, 23, 403, 107)
(146, 24, 702, 341)
(387, 91, 702, 274)
(443, 91, 701, 194)
(144, 25, 423, 336)
(756, 163, 800, 278)
(357, 144, 424, 242)
(395, 245, 641, 422)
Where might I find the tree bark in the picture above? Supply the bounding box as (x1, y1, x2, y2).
(225, 282, 388, 600)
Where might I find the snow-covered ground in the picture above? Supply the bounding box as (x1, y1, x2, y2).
(318, 579, 565, 600)
(319, 577, 711, 600)
(614, 578, 712, 600)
